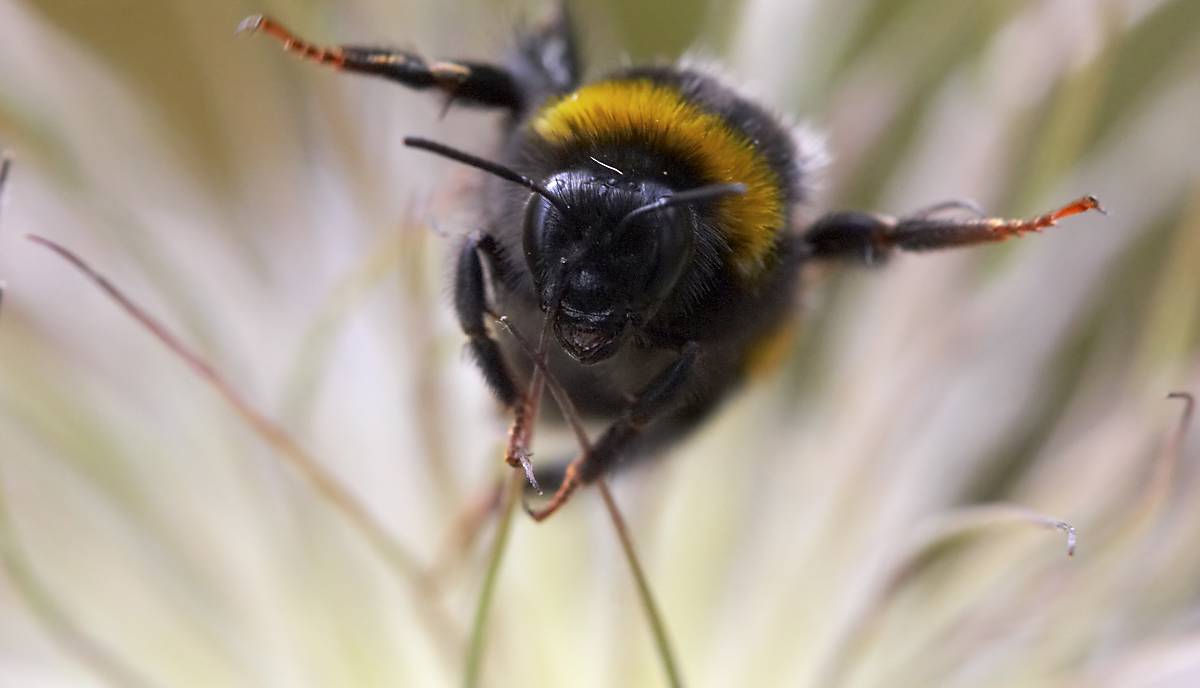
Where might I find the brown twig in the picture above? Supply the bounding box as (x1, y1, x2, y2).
(1155, 392, 1195, 497)
(597, 480, 684, 688)
(1, 161, 159, 688)
(819, 503, 1076, 687)
(1128, 392, 1196, 530)
(26, 233, 462, 661)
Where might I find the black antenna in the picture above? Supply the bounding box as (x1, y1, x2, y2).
(403, 137, 570, 215)
(615, 182, 747, 233)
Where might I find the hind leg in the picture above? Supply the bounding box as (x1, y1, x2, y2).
(238, 15, 523, 110)
(801, 195, 1104, 265)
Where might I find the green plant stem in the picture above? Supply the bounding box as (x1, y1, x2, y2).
(463, 470, 523, 688)
(598, 480, 683, 688)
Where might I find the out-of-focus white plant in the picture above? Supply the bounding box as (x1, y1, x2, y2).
(1, 0, 1199, 686)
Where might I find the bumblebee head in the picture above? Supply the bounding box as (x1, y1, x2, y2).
(404, 137, 743, 364)
(524, 172, 728, 363)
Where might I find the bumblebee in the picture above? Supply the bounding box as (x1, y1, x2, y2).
(239, 8, 1102, 519)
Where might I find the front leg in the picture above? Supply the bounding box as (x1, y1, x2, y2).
(239, 15, 523, 111)
(455, 234, 519, 408)
(801, 195, 1104, 266)
(530, 342, 701, 521)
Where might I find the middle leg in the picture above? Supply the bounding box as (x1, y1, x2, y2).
(801, 195, 1105, 265)
(528, 342, 701, 521)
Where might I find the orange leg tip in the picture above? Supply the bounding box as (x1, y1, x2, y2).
(525, 470, 581, 522)
(1045, 194, 1108, 225)
(526, 500, 563, 523)
(1063, 194, 1107, 218)
(521, 498, 541, 520)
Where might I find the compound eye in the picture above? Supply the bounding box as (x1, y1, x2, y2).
(640, 206, 694, 311)
(522, 194, 568, 298)
(522, 193, 547, 268)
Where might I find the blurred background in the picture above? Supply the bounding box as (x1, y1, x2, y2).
(2, 0, 1199, 686)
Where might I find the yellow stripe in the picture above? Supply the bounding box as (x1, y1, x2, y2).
(531, 79, 785, 279)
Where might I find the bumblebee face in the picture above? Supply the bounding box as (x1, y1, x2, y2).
(523, 172, 695, 364)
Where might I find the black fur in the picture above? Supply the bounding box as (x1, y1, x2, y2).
(459, 21, 813, 482)
(455, 234, 520, 408)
